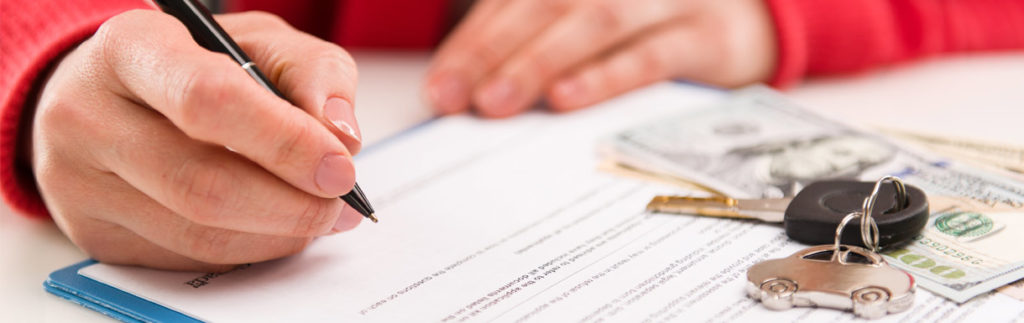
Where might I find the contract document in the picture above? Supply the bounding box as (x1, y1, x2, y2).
(77, 84, 1023, 322)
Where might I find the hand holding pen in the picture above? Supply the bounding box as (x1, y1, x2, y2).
(28, 5, 370, 271)
(154, 0, 376, 221)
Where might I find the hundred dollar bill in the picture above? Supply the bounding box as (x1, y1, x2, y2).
(603, 85, 1024, 303)
(881, 197, 1024, 303)
(881, 128, 1024, 174)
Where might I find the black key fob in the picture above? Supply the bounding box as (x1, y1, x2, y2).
(784, 180, 929, 249)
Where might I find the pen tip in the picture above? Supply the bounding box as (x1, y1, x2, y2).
(368, 214, 378, 223)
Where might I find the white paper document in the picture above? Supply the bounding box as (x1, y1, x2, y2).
(79, 84, 1023, 322)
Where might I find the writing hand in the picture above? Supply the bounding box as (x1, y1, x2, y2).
(30, 11, 363, 271)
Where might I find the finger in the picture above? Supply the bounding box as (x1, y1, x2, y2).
(423, 0, 574, 114)
(218, 12, 363, 155)
(61, 194, 310, 269)
(45, 148, 342, 266)
(473, 0, 686, 117)
(96, 10, 357, 198)
(86, 95, 363, 237)
(64, 217, 237, 272)
(546, 25, 713, 111)
(94, 231, 236, 272)
(92, 176, 316, 265)
(435, 0, 509, 58)
(39, 165, 256, 270)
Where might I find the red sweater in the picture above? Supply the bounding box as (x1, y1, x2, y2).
(3, 0, 1023, 219)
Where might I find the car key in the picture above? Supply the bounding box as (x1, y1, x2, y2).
(645, 179, 930, 248)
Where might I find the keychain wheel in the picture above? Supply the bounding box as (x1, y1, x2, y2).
(852, 286, 890, 319)
(758, 278, 798, 310)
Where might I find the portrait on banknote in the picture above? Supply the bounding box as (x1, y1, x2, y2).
(608, 92, 899, 199)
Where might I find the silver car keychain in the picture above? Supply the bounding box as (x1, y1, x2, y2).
(746, 176, 916, 319)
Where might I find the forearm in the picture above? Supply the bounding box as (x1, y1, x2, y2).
(766, 0, 1024, 87)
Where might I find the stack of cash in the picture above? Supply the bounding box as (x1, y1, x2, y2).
(600, 86, 1024, 303)
(881, 128, 1024, 175)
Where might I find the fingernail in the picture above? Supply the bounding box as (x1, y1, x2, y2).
(426, 73, 469, 114)
(315, 153, 355, 195)
(477, 78, 521, 114)
(330, 205, 363, 234)
(323, 97, 361, 142)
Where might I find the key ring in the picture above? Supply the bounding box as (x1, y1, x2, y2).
(831, 212, 880, 262)
(859, 176, 908, 251)
(833, 176, 906, 254)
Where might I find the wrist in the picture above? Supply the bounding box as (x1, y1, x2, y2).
(0, 0, 150, 218)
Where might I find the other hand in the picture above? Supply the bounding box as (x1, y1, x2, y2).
(424, 0, 777, 117)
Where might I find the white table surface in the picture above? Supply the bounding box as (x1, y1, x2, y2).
(2, 51, 1022, 322)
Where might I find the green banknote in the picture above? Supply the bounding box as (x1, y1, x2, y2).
(604, 85, 1024, 303)
(882, 197, 1024, 303)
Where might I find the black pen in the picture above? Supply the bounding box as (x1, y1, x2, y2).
(154, 0, 377, 222)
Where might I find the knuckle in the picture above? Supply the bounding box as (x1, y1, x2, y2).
(183, 225, 236, 262)
(94, 10, 163, 60)
(263, 238, 312, 261)
(33, 60, 103, 135)
(63, 218, 124, 262)
(186, 231, 310, 264)
(586, 1, 627, 32)
(317, 45, 356, 67)
(171, 157, 239, 225)
(287, 198, 339, 236)
(328, 48, 358, 77)
(244, 238, 311, 263)
(285, 238, 313, 256)
(238, 11, 292, 30)
(52, 211, 88, 246)
(35, 98, 80, 134)
(534, 0, 573, 17)
(32, 157, 59, 192)
(522, 52, 560, 80)
(265, 116, 314, 169)
(308, 47, 359, 84)
(714, 41, 760, 86)
(636, 43, 669, 78)
(172, 65, 232, 139)
(93, 19, 127, 63)
(470, 42, 506, 68)
(96, 10, 141, 39)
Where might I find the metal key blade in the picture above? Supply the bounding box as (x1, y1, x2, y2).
(646, 195, 791, 222)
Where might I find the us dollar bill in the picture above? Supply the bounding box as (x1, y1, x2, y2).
(881, 128, 1024, 174)
(603, 85, 1024, 303)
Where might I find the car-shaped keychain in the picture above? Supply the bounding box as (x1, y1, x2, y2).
(746, 176, 916, 319)
(746, 244, 915, 318)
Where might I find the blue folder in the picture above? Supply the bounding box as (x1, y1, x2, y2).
(45, 260, 201, 322)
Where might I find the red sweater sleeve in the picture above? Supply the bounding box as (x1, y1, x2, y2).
(0, 0, 151, 219)
(229, 0, 449, 49)
(767, 0, 1024, 88)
